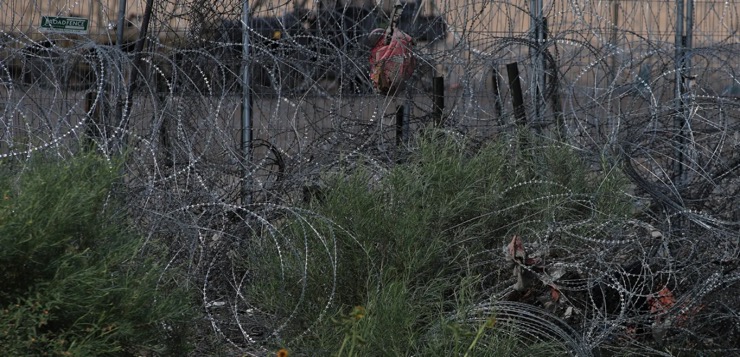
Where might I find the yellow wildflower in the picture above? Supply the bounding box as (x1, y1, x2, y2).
(351, 306, 366, 321)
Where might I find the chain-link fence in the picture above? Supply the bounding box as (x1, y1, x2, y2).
(1, 0, 739, 355)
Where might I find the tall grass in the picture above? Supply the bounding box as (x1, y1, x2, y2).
(241, 130, 632, 355)
(0, 154, 195, 356)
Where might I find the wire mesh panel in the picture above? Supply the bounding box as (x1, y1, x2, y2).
(1, 0, 738, 355)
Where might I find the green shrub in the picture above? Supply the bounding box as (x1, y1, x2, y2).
(242, 130, 632, 355)
(0, 154, 194, 356)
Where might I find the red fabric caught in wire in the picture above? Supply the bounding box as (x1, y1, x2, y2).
(368, 27, 416, 94)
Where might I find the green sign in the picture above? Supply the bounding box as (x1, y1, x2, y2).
(40, 16, 89, 34)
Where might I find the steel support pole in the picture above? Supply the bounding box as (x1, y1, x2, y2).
(403, 86, 411, 142)
(242, 0, 253, 204)
(609, 0, 619, 83)
(116, 0, 127, 49)
(675, 0, 684, 101)
(113, 0, 127, 151)
(685, 0, 693, 81)
(530, 0, 544, 122)
(673, 0, 686, 183)
(432, 76, 445, 127)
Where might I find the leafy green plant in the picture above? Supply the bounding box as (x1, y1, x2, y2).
(0, 153, 195, 356)
(240, 130, 632, 355)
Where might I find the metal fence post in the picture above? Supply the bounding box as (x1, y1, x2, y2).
(432, 76, 445, 127)
(507, 62, 527, 128)
(673, 0, 694, 185)
(241, 0, 253, 204)
(491, 66, 504, 123)
(396, 105, 404, 148)
(116, 0, 127, 49)
(675, 0, 684, 102)
(686, 0, 693, 74)
(114, 0, 127, 147)
(530, 0, 545, 122)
